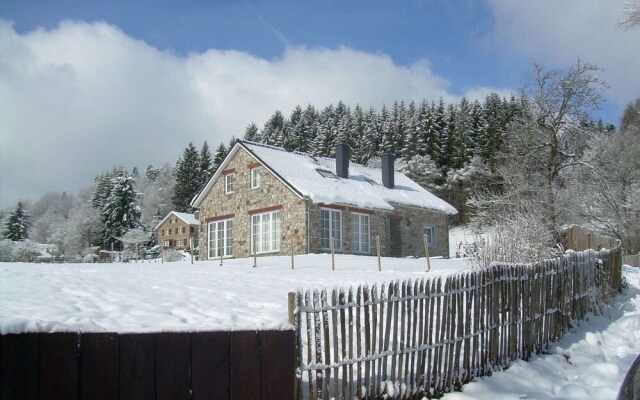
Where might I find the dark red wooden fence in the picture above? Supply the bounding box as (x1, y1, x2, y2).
(0, 330, 294, 400)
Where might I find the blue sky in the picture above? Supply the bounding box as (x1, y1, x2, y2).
(3, 1, 513, 92)
(1, 0, 638, 208)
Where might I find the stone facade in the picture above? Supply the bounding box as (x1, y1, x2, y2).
(157, 215, 199, 250)
(197, 148, 308, 259)
(197, 146, 452, 259)
(306, 204, 449, 257)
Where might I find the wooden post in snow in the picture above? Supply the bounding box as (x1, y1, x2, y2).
(587, 232, 593, 250)
(189, 238, 194, 265)
(424, 234, 431, 272)
(161, 244, 164, 264)
(111, 242, 114, 263)
(288, 292, 296, 324)
(330, 234, 335, 271)
(291, 238, 295, 269)
(376, 235, 382, 272)
(253, 236, 257, 268)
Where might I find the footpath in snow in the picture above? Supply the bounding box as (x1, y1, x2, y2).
(445, 265, 640, 400)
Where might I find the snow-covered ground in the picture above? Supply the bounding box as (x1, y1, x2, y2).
(1, 251, 638, 399)
(0, 254, 470, 334)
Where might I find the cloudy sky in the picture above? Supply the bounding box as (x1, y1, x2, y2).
(1, 0, 638, 209)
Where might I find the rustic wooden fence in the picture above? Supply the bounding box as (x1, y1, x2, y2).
(623, 253, 640, 267)
(562, 225, 617, 251)
(1, 330, 294, 400)
(291, 248, 622, 400)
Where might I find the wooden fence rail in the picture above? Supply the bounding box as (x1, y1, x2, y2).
(1, 330, 294, 400)
(292, 248, 622, 400)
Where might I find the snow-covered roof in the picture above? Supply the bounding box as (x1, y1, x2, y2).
(155, 211, 199, 230)
(192, 141, 457, 215)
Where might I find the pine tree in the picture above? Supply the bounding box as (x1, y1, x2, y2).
(172, 143, 201, 212)
(3, 201, 31, 241)
(261, 111, 285, 145)
(244, 122, 259, 141)
(102, 173, 141, 248)
(353, 108, 379, 164)
(199, 141, 213, 189)
(212, 142, 228, 172)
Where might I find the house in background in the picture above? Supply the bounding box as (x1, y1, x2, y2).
(191, 140, 457, 260)
(155, 211, 199, 250)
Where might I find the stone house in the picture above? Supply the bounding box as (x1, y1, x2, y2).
(191, 140, 457, 260)
(155, 211, 199, 250)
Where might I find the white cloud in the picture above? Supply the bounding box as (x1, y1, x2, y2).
(486, 0, 640, 114)
(1, 19, 507, 209)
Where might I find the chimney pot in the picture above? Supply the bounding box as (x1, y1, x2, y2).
(381, 154, 395, 188)
(335, 144, 350, 178)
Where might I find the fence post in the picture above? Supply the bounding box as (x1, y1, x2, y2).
(423, 234, 431, 272)
(288, 292, 296, 325)
(253, 236, 257, 268)
(587, 232, 592, 250)
(376, 235, 381, 272)
(161, 245, 164, 264)
(190, 238, 194, 265)
(291, 238, 295, 269)
(330, 234, 335, 271)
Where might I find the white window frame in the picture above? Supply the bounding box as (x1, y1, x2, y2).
(177, 239, 184, 247)
(424, 224, 436, 247)
(250, 211, 281, 254)
(162, 240, 170, 247)
(224, 173, 235, 194)
(321, 208, 342, 251)
(251, 167, 261, 189)
(208, 219, 233, 259)
(351, 212, 370, 254)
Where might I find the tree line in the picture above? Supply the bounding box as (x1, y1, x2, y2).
(2, 62, 638, 260)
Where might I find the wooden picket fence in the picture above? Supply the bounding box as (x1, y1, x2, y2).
(291, 248, 622, 400)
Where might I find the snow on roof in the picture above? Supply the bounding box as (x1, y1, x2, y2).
(242, 141, 457, 214)
(155, 211, 199, 230)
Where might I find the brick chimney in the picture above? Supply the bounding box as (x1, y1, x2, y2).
(335, 144, 349, 178)
(381, 154, 395, 188)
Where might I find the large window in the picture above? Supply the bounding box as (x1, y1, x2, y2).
(351, 213, 370, 254)
(251, 211, 281, 254)
(208, 219, 233, 259)
(424, 225, 436, 246)
(224, 173, 235, 194)
(321, 209, 342, 251)
(251, 167, 261, 189)
(249, 211, 281, 254)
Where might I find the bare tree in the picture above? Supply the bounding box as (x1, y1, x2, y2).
(618, 2, 640, 29)
(573, 114, 640, 254)
(507, 61, 607, 236)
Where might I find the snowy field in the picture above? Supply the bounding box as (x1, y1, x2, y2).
(0, 254, 469, 334)
(1, 253, 639, 399)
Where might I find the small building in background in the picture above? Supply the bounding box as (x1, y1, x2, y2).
(155, 211, 199, 250)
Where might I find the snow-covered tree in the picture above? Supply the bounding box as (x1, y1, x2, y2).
(172, 143, 201, 212)
(199, 141, 213, 188)
(102, 172, 141, 249)
(3, 201, 31, 241)
(478, 62, 607, 238)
